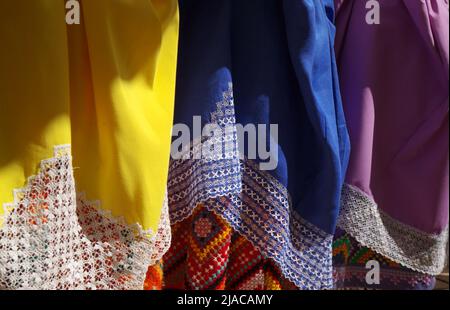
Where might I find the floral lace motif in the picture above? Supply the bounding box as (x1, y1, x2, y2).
(338, 183, 448, 275)
(168, 83, 334, 290)
(0, 145, 171, 290)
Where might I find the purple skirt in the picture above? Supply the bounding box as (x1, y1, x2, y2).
(335, 0, 449, 276)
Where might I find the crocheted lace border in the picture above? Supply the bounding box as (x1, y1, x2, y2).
(168, 83, 334, 290)
(337, 183, 448, 275)
(0, 145, 171, 290)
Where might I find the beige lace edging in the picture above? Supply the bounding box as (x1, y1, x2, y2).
(338, 183, 448, 275)
(0, 145, 171, 290)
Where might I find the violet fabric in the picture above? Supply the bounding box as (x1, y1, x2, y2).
(335, 0, 449, 234)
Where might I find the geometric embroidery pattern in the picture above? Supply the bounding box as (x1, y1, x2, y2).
(168, 83, 334, 290)
(333, 228, 436, 290)
(159, 205, 296, 290)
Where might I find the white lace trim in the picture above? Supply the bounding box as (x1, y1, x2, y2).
(168, 83, 334, 290)
(337, 183, 449, 275)
(0, 145, 171, 290)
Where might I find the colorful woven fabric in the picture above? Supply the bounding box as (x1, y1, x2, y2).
(333, 228, 436, 290)
(144, 262, 163, 291)
(157, 205, 296, 290)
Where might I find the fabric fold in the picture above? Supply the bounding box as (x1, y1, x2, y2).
(0, 1, 179, 289)
(334, 0, 449, 275)
(167, 0, 350, 289)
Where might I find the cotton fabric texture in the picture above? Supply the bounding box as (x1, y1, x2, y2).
(0, 1, 178, 289)
(167, 0, 350, 290)
(335, 0, 449, 276)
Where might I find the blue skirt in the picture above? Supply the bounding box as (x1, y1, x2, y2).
(168, 0, 350, 289)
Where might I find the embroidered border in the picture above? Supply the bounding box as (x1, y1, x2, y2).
(0, 145, 170, 289)
(168, 83, 334, 290)
(337, 183, 449, 275)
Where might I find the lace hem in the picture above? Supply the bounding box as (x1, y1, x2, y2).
(0, 145, 171, 290)
(169, 160, 334, 290)
(337, 183, 448, 275)
(168, 83, 334, 290)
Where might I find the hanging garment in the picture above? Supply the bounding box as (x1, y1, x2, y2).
(166, 0, 350, 290)
(0, 0, 178, 289)
(334, 0, 449, 278)
(333, 228, 436, 290)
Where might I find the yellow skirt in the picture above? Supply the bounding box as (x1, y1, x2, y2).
(0, 0, 178, 289)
